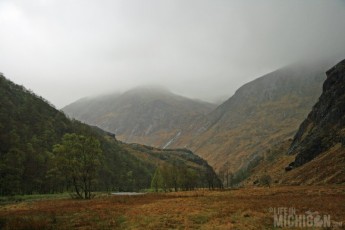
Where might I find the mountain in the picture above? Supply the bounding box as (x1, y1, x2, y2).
(283, 59, 345, 184)
(63, 86, 216, 147)
(288, 59, 345, 165)
(167, 61, 329, 175)
(245, 59, 345, 186)
(0, 74, 219, 195)
(63, 61, 332, 177)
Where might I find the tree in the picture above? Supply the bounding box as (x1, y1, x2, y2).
(53, 133, 103, 199)
(151, 168, 163, 192)
(0, 148, 25, 195)
(259, 174, 272, 187)
(166, 162, 179, 192)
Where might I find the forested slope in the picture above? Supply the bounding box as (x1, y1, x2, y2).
(0, 74, 218, 195)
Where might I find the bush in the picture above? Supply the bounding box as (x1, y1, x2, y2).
(259, 175, 272, 187)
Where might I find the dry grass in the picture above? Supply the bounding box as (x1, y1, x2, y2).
(0, 186, 345, 229)
(246, 142, 345, 186)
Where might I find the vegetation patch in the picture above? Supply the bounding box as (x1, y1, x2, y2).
(1, 186, 344, 229)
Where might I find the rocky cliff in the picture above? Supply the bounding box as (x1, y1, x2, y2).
(288, 59, 345, 167)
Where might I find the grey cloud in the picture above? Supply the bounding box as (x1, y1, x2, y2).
(0, 0, 345, 108)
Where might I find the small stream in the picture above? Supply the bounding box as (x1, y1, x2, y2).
(111, 192, 145, 196)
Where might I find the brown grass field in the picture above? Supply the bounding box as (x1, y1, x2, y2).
(0, 186, 345, 229)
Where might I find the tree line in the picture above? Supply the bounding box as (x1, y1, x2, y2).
(151, 162, 221, 192)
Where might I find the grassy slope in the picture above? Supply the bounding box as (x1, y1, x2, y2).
(122, 143, 205, 169)
(63, 88, 216, 148)
(169, 63, 327, 173)
(246, 60, 345, 186)
(282, 144, 345, 185)
(245, 141, 345, 186)
(0, 186, 344, 229)
(186, 94, 314, 172)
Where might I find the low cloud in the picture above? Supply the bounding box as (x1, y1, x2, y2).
(0, 0, 345, 107)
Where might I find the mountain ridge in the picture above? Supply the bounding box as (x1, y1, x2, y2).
(166, 61, 329, 173)
(245, 59, 345, 186)
(62, 59, 334, 176)
(63, 87, 216, 146)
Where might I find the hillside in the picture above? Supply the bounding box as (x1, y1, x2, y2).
(288, 59, 345, 165)
(245, 59, 345, 186)
(122, 144, 221, 190)
(168, 61, 329, 175)
(0, 74, 219, 195)
(63, 87, 216, 147)
(284, 59, 345, 184)
(63, 61, 332, 177)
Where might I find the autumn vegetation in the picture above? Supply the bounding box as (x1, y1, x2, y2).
(1, 185, 345, 229)
(1, 59, 345, 229)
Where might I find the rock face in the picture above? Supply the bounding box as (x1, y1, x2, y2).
(288, 59, 345, 167)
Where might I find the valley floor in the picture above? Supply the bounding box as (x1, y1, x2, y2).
(0, 186, 345, 229)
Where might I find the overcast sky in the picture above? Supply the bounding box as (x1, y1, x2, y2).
(1, 0, 345, 108)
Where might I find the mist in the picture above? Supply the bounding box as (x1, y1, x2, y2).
(1, 0, 345, 108)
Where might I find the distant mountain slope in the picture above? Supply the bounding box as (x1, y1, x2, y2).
(63, 87, 216, 147)
(0, 74, 219, 195)
(63, 62, 331, 175)
(245, 59, 345, 186)
(168, 61, 330, 173)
